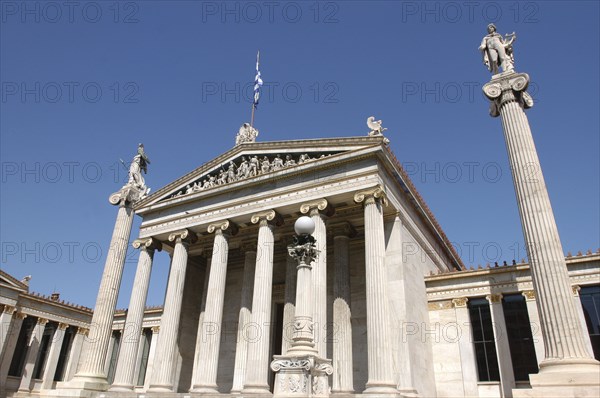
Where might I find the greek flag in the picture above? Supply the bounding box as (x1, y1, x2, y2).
(253, 51, 263, 108)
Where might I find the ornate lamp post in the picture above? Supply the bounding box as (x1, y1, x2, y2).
(271, 216, 332, 397)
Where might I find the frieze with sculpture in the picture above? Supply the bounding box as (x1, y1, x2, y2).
(166, 151, 339, 200)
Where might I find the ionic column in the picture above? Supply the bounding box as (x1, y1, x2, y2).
(190, 220, 237, 393)
(190, 257, 211, 386)
(18, 317, 48, 392)
(522, 290, 545, 366)
(354, 186, 397, 394)
(143, 326, 160, 391)
(231, 243, 257, 393)
(111, 237, 162, 391)
(281, 248, 297, 355)
(483, 73, 599, 378)
(452, 298, 479, 397)
(331, 222, 356, 394)
(0, 312, 26, 389)
(149, 229, 197, 392)
(69, 196, 135, 390)
(64, 327, 88, 382)
(486, 294, 515, 397)
(572, 286, 595, 357)
(0, 305, 16, 352)
(243, 210, 283, 394)
(300, 199, 333, 357)
(41, 323, 69, 389)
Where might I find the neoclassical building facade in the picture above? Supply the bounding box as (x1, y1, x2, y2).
(1, 134, 598, 398)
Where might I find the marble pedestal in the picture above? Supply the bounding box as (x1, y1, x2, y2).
(271, 355, 333, 398)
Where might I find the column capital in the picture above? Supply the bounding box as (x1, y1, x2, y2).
(251, 209, 283, 227)
(354, 185, 388, 206)
(14, 312, 27, 320)
(207, 220, 239, 236)
(2, 305, 16, 315)
(300, 198, 335, 217)
(572, 285, 581, 297)
(151, 325, 160, 334)
(58, 323, 69, 331)
(486, 293, 503, 304)
(329, 222, 357, 238)
(132, 237, 162, 252)
(452, 297, 469, 308)
(37, 317, 49, 326)
(168, 228, 198, 245)
(76, 327, 89, 336)
(522, 290, 536, 301)
(482, 72, 533, 117)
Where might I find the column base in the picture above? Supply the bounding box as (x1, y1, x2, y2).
(271, 354, 333, 398)
(53, 374, 109, 394)
(108, 383, 135, 392)
(147, 383, 175, 393)
(363, 383, 401, 395)
(242, 383, 273, 395)
(189, 384, 220, 394)
(512, 358, 600, 398)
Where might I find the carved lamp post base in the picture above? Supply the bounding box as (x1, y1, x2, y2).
(271, 355, 333, 398)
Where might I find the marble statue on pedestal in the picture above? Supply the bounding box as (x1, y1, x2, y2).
(236, 122, 259, 145)
(479, 23, 516, 74)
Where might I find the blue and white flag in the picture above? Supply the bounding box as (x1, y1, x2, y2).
(253, 51, 263, 108)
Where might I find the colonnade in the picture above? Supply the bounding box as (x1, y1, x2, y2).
(73, 186, 403, 394)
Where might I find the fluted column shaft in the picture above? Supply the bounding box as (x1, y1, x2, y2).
(64, 328, 87, 382)
(41, 323, 69, 389)
(281, 252, 297, 354)
(243, 210, 281, 394)
(231, 248, 257, 393)
(191, 221, 236, 392)
(0, 312, 25, 395)
(355, 187, 397, 393)
(484, 73, 595, 368)
(332, 229, 354, 393)
(111, 238, 161, 391)
(149, 229, 196, 392)
(0, 306, 15, 352)
(19, 317, 48, 392)
(75, 202, 134, 386)
(486, 294, 515, 396)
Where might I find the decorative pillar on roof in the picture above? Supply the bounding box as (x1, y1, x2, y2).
(480, 25, 599, 396)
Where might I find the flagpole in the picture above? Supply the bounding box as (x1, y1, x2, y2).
(250, 103, 256, 127)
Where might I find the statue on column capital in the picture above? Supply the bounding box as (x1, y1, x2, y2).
(479, 23, 516, 75)
(132, 237, 162, 252)
(109, 143, 152, 206)
(353, 185, 388, 206)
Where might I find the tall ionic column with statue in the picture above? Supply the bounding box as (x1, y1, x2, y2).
(479, 25, 599, 396)
(61, 144, 151, 392)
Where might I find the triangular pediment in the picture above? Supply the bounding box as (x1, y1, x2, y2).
(0, 269, 28, 292)
(134, 136, 387, 210)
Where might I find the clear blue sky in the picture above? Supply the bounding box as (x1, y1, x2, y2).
(1, 1, 599, 308)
